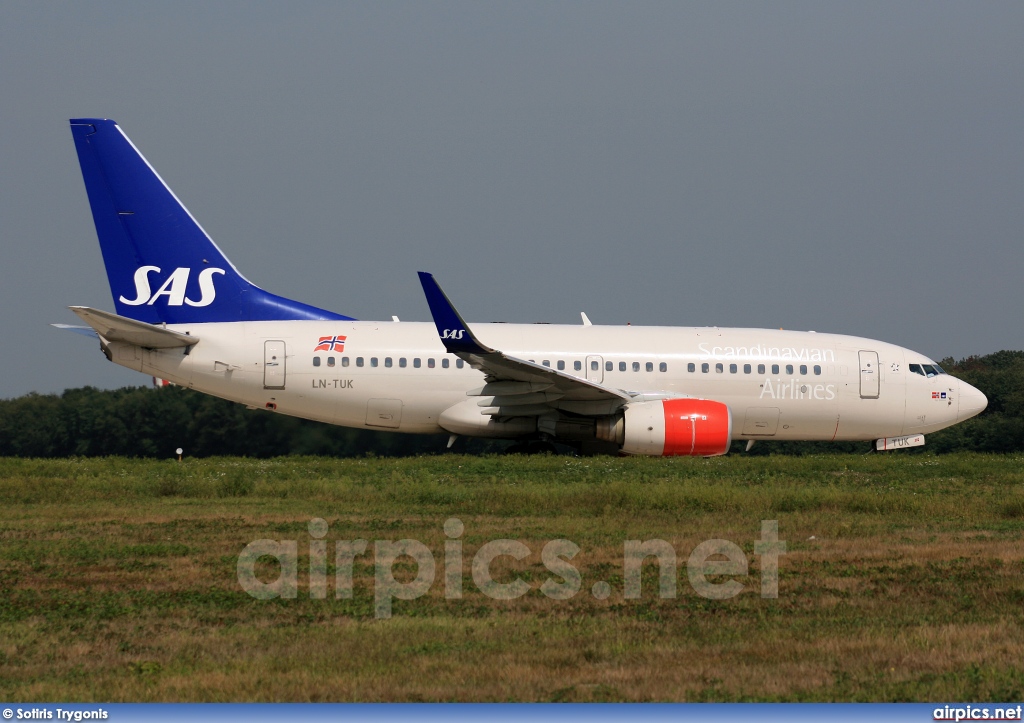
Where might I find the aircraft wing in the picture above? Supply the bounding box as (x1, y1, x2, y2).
(69, 306, 199, 349)
(418, 273, 629, 417)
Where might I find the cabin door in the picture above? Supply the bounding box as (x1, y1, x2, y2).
(264, 341, 286, 389)
(858, 350, 879, 399)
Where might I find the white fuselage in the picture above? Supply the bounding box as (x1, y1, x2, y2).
(107, 320, 979, 443)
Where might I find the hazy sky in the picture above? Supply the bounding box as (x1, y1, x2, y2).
(1, 1, 1022, 398)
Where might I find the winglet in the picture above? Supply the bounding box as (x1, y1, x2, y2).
(417, 272, 493, 355)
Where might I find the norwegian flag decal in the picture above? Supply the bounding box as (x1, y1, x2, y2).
(314, 335, 347, 352)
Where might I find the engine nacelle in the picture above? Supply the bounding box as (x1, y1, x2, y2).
(597, 399, 733, 456)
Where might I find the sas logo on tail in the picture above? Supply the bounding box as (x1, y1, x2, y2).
(120, 266, 226, 307)
(314, 335, 347, 352)
(441, 329, 465, 340)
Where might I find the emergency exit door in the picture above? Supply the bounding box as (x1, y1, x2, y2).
(264, 340, 286, 389)
(859, 350, 879, 399)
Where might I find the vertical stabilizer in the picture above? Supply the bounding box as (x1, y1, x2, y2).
(69, 118, 353, 324)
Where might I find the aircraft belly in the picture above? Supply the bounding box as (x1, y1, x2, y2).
(730, 396, 840, 441)
(835, 399, 905, 440)
(331, 376, 460, 434)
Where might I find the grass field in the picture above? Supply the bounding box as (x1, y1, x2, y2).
(1, 453, 1024, 702)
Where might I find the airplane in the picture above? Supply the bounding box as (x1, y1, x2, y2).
(58, 118, 988, 456)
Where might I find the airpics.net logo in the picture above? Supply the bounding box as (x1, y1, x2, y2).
(236, 519, 786, 619)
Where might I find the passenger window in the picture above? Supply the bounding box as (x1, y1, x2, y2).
(385, 357, 393, 368)
(605, 361, 613, 372)
(428, 358, 435, 368)
(442, 359, 450, 369)
(619, 361, 626, 372)
(702, 363, 709, 373)
(370, 358, 378, 368)
(659, 362, 667, 372)
(729, 364, 738, 374)
(456, 359, 464, 369)
(771, 364, 779, 375)
(786, 364, 794, 375)
(591, 361, 599, 371)
(646, 362, 654, 372)
(543, 360, 550, 368)
(327, 357, 335, 367)
(558, 360, 565, 371)
(574, 361, 582, 371)
(633, 361, 640, 372)
(399, 358, 407, 368)
(743, 364, 751, 374)
(758, 364, 765, 374)
(356, 357, 364, 367)
(799, 365, 807, 375)
(413, 358, 421, 368)
(687, 363, 695, 372)
(342, 357, 350, 367)
(813, 365, 821, 375)
(313, 357, 321, 367)
(716, 363, 724, 373)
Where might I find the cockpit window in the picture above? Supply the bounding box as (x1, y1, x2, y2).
(909, 363, 946, 378)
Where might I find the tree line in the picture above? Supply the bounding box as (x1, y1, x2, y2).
(0, 350, 1020, 458)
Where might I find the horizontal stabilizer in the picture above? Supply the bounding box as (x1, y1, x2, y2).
(69, 306, 199, 349)
(51, 324, 99, 339)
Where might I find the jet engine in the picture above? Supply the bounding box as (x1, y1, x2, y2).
(596, 399, 733, 456)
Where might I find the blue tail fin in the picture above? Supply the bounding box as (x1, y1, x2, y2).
(69, 118, 353, 324)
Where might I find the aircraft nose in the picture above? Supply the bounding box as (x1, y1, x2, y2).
(958, 380, 988, 421)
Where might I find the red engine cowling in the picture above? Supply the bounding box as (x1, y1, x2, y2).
(604, 399, 733, 456)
